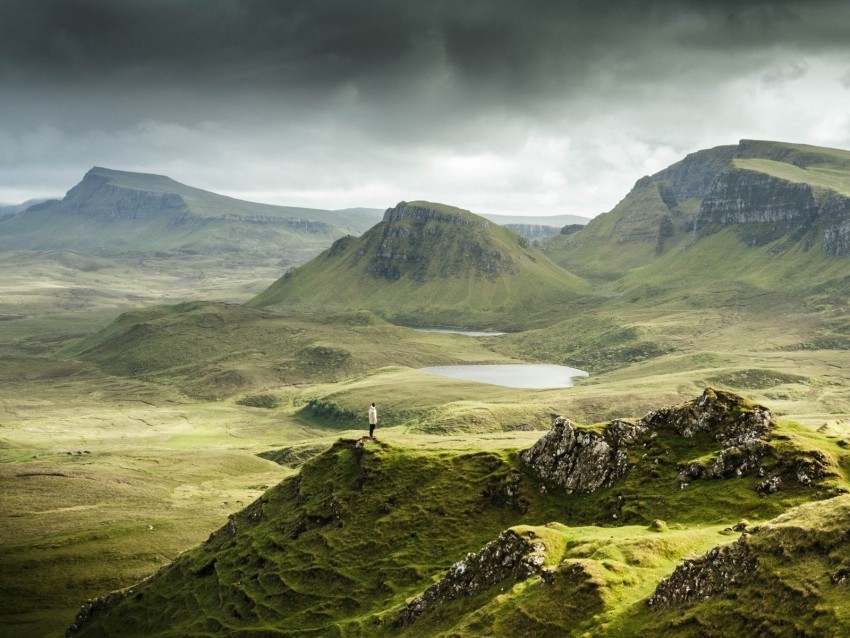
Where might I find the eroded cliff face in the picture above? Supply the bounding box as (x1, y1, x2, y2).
(60, 172, 189, 220)
(363, 201, 519, 282)
(696, 168, 850, 254)
(697, 169, 819, 233)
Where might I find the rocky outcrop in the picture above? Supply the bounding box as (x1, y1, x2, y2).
(679, 439, 773, 481)
(395, 529, 547, 627)
(641, 388, 774, 444)
(520, 389, 777, 494)
(365, 202, 518, 282)
(382, 201, 488, 228)
(519, 417, 645, 494)
(647, 534, 756, 610)
(651, 144, 739, 202)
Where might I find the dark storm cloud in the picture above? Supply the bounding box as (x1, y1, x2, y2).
(3, 0, 850, 98)
(2, 0, 850, 212)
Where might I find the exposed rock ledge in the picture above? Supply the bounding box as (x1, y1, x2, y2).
(395, 529, 546, 627)
(519, 388, 776, 494)
(647, 533, 756, 610)
(382, 201, 488, 228)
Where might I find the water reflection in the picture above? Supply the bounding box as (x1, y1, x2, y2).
(420, 364, 588, 389)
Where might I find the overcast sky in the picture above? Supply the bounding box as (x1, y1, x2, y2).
(2, 0, 849, 216)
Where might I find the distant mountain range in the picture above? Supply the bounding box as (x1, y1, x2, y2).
(0, 168, 587, 269)
(0, 167, 385, 266)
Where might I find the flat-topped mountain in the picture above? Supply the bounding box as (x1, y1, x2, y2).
(250, 200, 587, 327)
(0, 167, 383, 264)
(543, 140, 850, 286)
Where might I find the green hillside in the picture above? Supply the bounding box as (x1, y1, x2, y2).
(65, 390, 850, 637)
(250, 200, 588, 328)
(62, 301, 521, 400)
(543, 139, 850, 283)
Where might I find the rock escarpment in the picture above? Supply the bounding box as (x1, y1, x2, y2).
(695, 169, 820, 244)
(520, 389, 778, 493)
(651, 144, 739, 202)
(694, 162, 850, 255)
(395, 529, 547, 627)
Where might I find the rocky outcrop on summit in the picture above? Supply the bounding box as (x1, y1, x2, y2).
(520, 389, 777, 494)
(382, 202, 488, 228)
(395, 529, 547, 627)
(363, 202, 519, 282)
(648, 534, 756, 610)
(519, 417, 645, 494)
(641, 387, 774, 445)
(651, 145, 739, 202)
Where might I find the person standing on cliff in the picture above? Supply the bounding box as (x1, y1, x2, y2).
(368, 402, 378, 438)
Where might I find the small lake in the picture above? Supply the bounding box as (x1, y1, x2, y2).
(420, 364, 589, 389)
(412, 327, 507, 337)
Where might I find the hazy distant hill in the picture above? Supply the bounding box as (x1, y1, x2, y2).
(543, 140, 850, 285)
(250, 200, 587, 327)
(480, 212, 590, 241)
(0, 167, 383, 265)
(0, 198, 49, 220)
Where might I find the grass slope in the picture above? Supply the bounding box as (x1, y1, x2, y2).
(250, 201, 588, 329)
(66, 391, 848, 637)
(61, 302, 520, 400)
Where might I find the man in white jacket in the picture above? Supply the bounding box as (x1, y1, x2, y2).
(368, 403, 377, 438)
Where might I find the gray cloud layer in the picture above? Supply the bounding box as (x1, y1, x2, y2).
(2, 0, 850, 213)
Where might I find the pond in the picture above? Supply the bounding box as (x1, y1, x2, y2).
(420, 364, 589, 389)
(411, 327, 507, 337)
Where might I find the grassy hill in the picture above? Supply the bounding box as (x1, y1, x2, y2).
(250, 200, 588, 328)
(61, 301, 527, 400)
(543, 139, 850, 282)
(64, 390, 850, 637)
